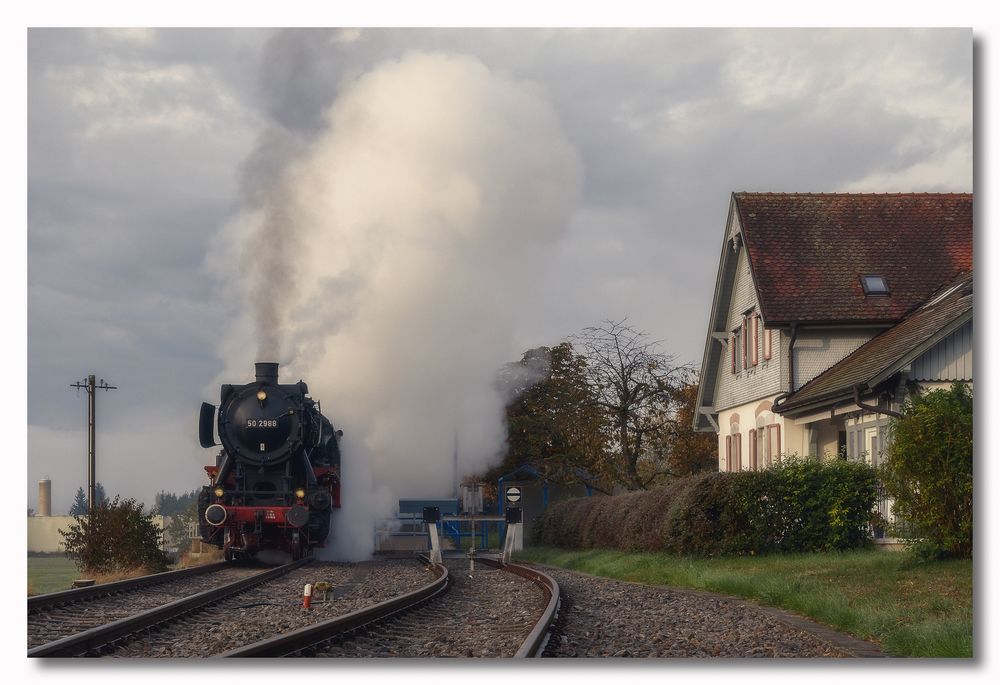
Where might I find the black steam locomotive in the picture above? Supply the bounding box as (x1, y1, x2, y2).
(197, 362, 342, 560)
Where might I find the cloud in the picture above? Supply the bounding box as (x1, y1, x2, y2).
(26, 28, 972, 514)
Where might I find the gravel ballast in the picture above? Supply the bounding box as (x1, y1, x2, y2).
(537, 565, 877, 658)
(110, 559, 433, 657)
(314, 558, 547, 658)
(27, 565, 264, 650)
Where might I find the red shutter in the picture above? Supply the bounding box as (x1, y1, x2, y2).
(752, 315, 759, 366)
(764, 328, 772, 360)
(769, 424, 781, 463)
(749, 428, 757, 470)
(742, 318, 748, 369)
(735, 435, 742, 471)
(725, 435, 732, 471)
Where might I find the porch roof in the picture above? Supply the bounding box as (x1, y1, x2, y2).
(774, 271, 973, 415)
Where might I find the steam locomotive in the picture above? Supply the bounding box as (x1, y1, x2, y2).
(197, 362, 342, 561)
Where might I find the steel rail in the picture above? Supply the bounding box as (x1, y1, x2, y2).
(28, 558, 313, 657)
(476, 557, 560, 658)
(28, 561, 231, 614)
(217, 558, 450, 657)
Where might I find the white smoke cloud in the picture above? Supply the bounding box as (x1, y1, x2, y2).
(210, 51, 582, 559)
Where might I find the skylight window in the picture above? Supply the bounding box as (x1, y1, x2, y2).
(861, 275, 890, 296)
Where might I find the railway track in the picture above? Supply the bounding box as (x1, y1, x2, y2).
(28, 559, 312, 657)
(28, 555, 560, 658)
(220, 555, 560, 658)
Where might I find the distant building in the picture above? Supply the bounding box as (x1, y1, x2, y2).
(694, 192, 973, 470)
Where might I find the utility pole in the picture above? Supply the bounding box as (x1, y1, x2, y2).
(70, 375, 117, 514)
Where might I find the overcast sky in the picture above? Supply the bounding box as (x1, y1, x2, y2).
(26, 28, 972, 513)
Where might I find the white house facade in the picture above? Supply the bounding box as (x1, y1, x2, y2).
(694, 193, 973, 473)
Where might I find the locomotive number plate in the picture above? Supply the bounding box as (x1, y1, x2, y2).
(246, 419, 278, 428)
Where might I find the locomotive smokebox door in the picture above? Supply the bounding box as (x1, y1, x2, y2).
(505, 506, 522, 524)
(422, 506, 441, 524)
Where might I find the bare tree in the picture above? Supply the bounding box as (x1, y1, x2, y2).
(572, 318, 693, 490)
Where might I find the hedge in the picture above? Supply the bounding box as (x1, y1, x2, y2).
(533, 460, 878, 556)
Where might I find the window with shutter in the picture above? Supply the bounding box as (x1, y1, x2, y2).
(730, 335, 736, 374)
(742, 317, 748, 369)
(751, 314, 759, 366)
(764, 328, 772, 360)
(768, 424, 781, 463)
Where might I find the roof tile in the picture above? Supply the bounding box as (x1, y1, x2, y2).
(735, 193, 972, 324)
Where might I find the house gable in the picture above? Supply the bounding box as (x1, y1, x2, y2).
(712, 239, 784, 412)
(695, 197, 783, 428)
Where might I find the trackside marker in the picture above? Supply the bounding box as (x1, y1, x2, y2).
(303, 583, 313, 610)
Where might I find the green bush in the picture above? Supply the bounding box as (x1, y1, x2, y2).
(60, 496, 171, 574)
(533, 460, 878, 556)
(879, 383, 973, 559)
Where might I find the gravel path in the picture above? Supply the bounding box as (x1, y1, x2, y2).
(313, 559, 546, 657)
(109, 559, 432, 657)
(537, 565, 868, 658)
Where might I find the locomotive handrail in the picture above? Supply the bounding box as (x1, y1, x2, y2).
(217, 559, 449, 657)
(27, 561, 230, 613)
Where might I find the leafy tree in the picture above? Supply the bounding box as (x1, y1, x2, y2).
(572, 318, 693, 490)
(655, 380, 718, 477)
(491, 344, 612, 492)
(69, 487, 88, 515)
(878, 382, 973, 559)
(59, 496, 170, 574)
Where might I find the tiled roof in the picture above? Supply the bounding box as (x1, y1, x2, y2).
(735, 193, 973, 325)
(775, 271, 973, 414)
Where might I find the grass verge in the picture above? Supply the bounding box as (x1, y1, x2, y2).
(27, 555, 79, 595)
(516, 546, 972, 658)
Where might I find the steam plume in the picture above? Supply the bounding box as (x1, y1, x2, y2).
(211, 51, 582, 559)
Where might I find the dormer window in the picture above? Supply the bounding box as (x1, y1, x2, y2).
(861, 275, 890, 296)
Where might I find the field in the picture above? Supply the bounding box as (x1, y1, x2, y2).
(517, 546, 973, 658)
(27, 556, 80, 595)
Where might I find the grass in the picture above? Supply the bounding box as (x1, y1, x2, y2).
(27, 553, 203, 596)
(516, 546, 972, 658)
(27, 555, 81, 595)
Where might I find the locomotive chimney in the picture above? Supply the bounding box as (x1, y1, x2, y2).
(255, 362, 279, 384)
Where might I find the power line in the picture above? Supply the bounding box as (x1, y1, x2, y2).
(70, 375, 118, 514)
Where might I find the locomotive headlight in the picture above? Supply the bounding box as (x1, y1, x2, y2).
(294, 488, 306, 499)
(257, 390, 267, 401)
(214, 487, 225, 498)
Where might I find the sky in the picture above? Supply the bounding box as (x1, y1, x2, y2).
(25, 27, 973, 516)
